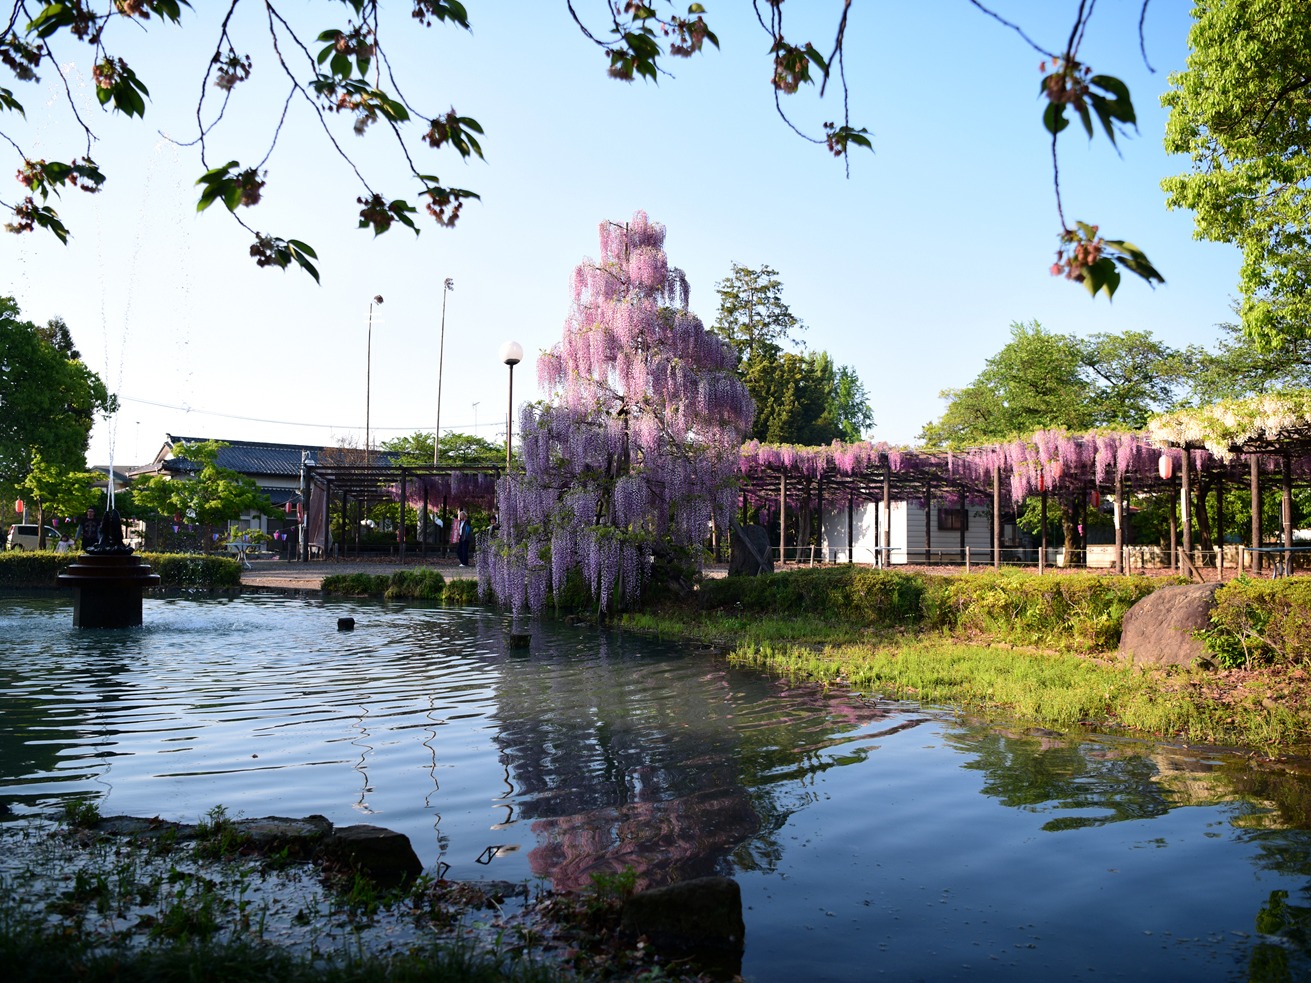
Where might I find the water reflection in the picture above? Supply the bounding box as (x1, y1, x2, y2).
(4, 593, 1311, 979)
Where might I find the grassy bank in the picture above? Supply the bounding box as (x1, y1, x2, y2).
(625, 566, 1311, 755)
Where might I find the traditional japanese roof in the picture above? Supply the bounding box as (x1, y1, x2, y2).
(155, 435, 323, 479)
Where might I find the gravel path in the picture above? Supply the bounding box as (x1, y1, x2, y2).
(241, 557, 476, 591)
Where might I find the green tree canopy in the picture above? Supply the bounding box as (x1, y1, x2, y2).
(132, 440, 274, 544)
(1183, 320, 1311, 405)
(920, 320, 1183, 446)
(0, 296, 115, 501)
(711, 264, 874, 445)
(19, 450, 101, 543)
(1162, 0, 1311, 346)
(382, 430, 503, 466)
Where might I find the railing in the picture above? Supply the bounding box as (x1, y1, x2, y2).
(1245, 545, 1311, 579)
(779, 542, 1309, 578)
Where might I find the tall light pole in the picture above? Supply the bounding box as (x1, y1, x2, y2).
(365, 295, 383, 468)
(433, 278, 454, 466)
(499, 340, 523, 469)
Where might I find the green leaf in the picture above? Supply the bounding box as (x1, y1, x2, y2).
(688, 3, 706, 11)
(26, 3, 76, 40)
(1074, 101, 1093, 139)
(1042, 102, 1069, 136)
(1090, 95, 1120, 151)
(804, 44, 829, 76)
(289, 242, 320, 283)
(30, 203, 70, 244)
(1083, 257, 1121, 300)
(0, 86, 24, 116)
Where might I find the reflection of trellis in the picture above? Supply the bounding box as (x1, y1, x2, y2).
(303, 463, 503, 560)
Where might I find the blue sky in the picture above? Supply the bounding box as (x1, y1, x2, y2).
(2, 1, 1240, 468)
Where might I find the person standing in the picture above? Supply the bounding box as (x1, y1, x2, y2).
(456, 510, 472, 567)
(77, 508, 99, 549)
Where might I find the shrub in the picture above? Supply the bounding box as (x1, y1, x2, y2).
(683, 566, 1173, 653)
(939, 571, 1168, 652)
(142, 552, 242, 589)
(442, 577, 480, 605)
(384, 569, 446, 600)
(321, 573, 391, 596)
(1203, 577, 1311, 668)
(0, 551, 240, 589)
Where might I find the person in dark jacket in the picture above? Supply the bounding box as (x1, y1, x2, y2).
(456, 510, 472, 567)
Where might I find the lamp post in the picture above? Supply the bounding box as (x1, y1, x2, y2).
(499, 340, 523, 469)
(365, 295, 383, 468)
(433, 278, 454, 466)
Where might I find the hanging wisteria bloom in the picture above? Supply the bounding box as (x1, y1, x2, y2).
(479, 211, 754, 616)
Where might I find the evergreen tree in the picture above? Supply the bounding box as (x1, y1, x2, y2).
(712, 264, 873, 445)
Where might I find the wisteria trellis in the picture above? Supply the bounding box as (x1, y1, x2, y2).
(478, 212, 753, 616)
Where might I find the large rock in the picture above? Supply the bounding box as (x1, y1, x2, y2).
(728, 523, 773, 577)
(1119, 583, 1222, 666)
(619, 876, 745, 979)
(325, 824, 423, 889)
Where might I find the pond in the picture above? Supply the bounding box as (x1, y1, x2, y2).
(2, 592, 1311, 981)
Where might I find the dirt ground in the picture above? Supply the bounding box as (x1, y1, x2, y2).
(240, 556, 477, 591)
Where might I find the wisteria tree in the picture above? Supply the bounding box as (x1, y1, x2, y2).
(479, 211, 753, 617)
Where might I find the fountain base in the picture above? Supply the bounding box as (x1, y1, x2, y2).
(57, 553, 162, 628)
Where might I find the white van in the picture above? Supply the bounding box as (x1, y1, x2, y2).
(6, 524, 62, 550)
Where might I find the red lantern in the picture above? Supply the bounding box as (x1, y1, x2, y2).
(1158, 454, 1173, 480)
(1091, 489, 1101, 508)
(285, 501, 294, 515)
(1037, 473, 1045, 492)
(14, 498, 23, 514)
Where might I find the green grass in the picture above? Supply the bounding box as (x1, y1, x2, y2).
(727, 638, 1307, 753)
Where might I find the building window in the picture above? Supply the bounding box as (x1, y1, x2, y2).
(938, 508, 969, 531)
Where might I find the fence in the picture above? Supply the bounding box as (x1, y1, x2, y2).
(777, 542, 1309, 579)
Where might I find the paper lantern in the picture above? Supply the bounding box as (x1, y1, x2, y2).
(1090, 489, 1101, 508)
(1158, 454, 1173, 480)
(285, 501, 294, 514)
(1037, 473, 1045, 492)
(14, 499, 23, 513)
(172, 525, 179, 533)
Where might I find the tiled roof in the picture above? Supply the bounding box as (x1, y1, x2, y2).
(165, 436, 322, 478)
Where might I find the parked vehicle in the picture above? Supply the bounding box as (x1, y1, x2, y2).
(6, 524, 61, 551)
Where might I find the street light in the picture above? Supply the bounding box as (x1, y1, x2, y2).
(365, 295, 383, 468)
(433, 278, 454, 466)
(499, 340, 523, 469)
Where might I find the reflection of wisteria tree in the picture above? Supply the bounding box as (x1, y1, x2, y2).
(485, 636, 904, 892)
(479, 211, 752, 617)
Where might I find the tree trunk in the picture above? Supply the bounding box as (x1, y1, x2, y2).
(1060, 497, 1077, 567)
(1195, 475, 1213, 559)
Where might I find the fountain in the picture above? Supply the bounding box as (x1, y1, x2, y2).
(56, 508, 161, 627)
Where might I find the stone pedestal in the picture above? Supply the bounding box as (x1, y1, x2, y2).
(58, 553, 162, 628)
